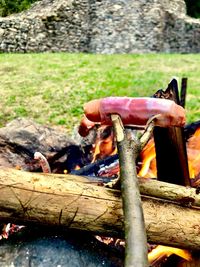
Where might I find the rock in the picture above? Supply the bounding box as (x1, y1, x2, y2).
(0, 28, 4, 36)
(0, 118, 92, 173)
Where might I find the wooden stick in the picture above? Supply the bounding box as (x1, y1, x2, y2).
(180, 77, 188, 108)
(111, 114, 148, 267)
(0, 168, 200, 250)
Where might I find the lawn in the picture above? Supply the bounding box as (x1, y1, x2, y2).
(0, 53, 200, 132)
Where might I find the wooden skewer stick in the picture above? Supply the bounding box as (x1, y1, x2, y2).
(111, 114, 149, 267)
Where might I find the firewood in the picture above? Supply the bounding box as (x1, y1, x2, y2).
(180, 77, 188, 108)
(139, 178, 200, 207)
(0, 168, 199, 250)
(153, 79, 190, 186)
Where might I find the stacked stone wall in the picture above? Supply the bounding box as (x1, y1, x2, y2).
(0, 0, 200, 53)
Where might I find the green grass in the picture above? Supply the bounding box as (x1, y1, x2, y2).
(0, 53, 200, 132)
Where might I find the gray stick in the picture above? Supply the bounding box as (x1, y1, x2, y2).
(111, 114, 149, 267)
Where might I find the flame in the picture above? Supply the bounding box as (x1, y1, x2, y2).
(186, 128, 200, 181)
(138, 138, 157, 178)
(138, 127, 200, 181)
(148, 245, 192, 265)
(91, 124, 200, 182)
(90, 124, 200, 264)
(92, 126, 117, 162)
(139, 128, 200, 264)
(74, 165, 80, 170)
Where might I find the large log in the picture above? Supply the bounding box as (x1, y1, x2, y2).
(0, 168, 200, 250)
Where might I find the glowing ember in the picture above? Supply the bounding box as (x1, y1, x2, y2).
(138, 138, 156, 178)
(0, 223, 25, 240)
(92, 126, 117, 162)
(187, 128, 200, 181)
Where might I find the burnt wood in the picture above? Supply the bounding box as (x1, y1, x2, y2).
(184, 120, 200, 140)
(71, 154, 118, 176)
(153, 79, 190, 186)
(180, 77, 188, 108)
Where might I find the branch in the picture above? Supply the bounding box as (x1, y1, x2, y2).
(111, 114, 149, 267)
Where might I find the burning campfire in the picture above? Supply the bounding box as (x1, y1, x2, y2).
(75, 78, 200, 266)
(0, 78, 199, 266)
(138, 123, 200, 183)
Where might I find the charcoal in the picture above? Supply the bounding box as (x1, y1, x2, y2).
(0, 228, 123, 267)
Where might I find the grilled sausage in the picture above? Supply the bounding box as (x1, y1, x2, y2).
(78, 115, 96, 137)
(84, 97, 186, 127)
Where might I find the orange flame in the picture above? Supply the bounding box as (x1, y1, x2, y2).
(138, 127, 200, 181)
(92, 126, 117, 162)
(186, 128, 200, 181)
(91, 124, 200, 264)
(139, 128, 200, 264)
(148, 245, 192, 265)
(138, 138, 157, 178)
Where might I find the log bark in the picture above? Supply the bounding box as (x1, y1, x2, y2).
(0, 168, 200, 250)
(139, 178, 200, 207)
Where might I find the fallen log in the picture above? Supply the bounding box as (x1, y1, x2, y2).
(0, 168, 200, 250)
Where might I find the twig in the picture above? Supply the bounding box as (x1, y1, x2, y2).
(111, 114, 149, 267)
(34, 152, 51, 173)
(140, 115, 157, 150)
(180, 77, 188, 108)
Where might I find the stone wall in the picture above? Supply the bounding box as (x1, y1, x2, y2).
(0, 0, 200, 53)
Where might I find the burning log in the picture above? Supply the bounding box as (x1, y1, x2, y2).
(153, 79, 190, 186)
(71, 154, 118, 177)
(0, 168, 199, 250)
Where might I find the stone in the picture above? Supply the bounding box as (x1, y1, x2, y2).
(0, 28, 4, 36)
(0, 0, 200, 53)
(0, 118, 93, 173)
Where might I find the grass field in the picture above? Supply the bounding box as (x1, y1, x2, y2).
(0, 53, 200, 132)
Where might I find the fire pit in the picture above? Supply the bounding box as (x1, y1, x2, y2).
(0, 79, 199, 266)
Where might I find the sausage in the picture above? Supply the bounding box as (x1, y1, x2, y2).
(83, 97, 186, 127)
(78, 115, 96, 137)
